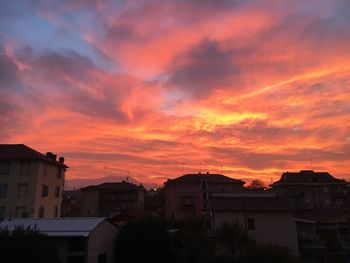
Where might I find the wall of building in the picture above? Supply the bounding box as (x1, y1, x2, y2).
(165, 182, 245, 219)
(33, 162, 65, 218)
(275, 184, 348, 209)
(87, 221, 118, 263)
(80, 190, 100, 216)
(165, 184, 201, 219)
(0, 161, 38, 219)
(213, 211, 299, 256)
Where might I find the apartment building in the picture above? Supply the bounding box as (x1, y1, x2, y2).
(79, 181, 145, 217)
(164, 172, 245, 219)
(0, 144, 67, 220)
(271, 170, 348, 209)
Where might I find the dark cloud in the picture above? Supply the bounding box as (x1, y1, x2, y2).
(24, 49, 132, 123)
(0, 48, 27, 138)
(105, 23, 139, 43)
(32, 49, 96, 83)
(0, 54, 23, 91)
(169, 40, 239, 97)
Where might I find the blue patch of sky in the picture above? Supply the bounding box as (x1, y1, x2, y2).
(0, 1, 123, 73)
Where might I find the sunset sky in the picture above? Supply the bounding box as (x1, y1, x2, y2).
(1, 0, 350, 188)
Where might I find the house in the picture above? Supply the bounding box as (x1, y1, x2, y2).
(211, 192, 299, 256)
(271, 170, 348, 209)
(0, 217, 118, 263)
(0, 144, 68, 220)
(79, 181, 145, 217)
(164, 172, 245, 219)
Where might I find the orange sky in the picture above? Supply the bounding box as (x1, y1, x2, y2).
(1, 0, 350, 188)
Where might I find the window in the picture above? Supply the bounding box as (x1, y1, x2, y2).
(15, 206, 26, 218)
(54, 206, 58, 217)
(20, 162, 30, 175)
(0, 207, 5, 221)
(38, 206, 45, 218)
(0, 184, 8, 197)
(41, 184, 49, 197)
(17, 183, 28, 197)
(0, 161, 10, 175)
(54, 186, 60, 198)
(247, 218, 255, 230)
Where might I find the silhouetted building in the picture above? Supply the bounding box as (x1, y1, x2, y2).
(0, 144, 67, 220)
(295, 208, 350, 259)
(164, 172, 245, 219)
(271, 170, 348, 209)
(211, 192, 299, 256)
(144, 187, 165, 216)
(79, 181, 145, 217)
(0, 217, 118, 263)
(61, 190, 82, 217)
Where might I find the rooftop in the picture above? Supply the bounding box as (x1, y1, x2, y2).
(271, 170, 345, 187)
(0, 144, 68, 168)
(81, 181, 144, 191)
(165, 173, 245, 186)
(0, 217, 109, 237)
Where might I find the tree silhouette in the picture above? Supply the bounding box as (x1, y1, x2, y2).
(247, 179, 266, 190)
(215, 221, 249, 259)
(0, 226, 59, 263)
(115, 216, 171, 263)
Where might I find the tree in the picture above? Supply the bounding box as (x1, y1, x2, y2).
(215, 221, 250, 259)
(115, 216, 171, 263)
(0, 226, 59, 263)
(247, 179, 266, 190)
(168, 217, 214, 263)
(237, 243, 295, 263)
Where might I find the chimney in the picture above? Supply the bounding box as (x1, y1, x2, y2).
(59, 157, 65, 163)
(46, 152, 55, 161)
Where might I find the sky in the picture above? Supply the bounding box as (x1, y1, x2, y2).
(1, 0, 350, 188)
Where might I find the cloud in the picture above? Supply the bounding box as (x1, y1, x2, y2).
(169, 40, 239, 98)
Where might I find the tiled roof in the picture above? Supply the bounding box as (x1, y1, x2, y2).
(271, 170, 345, 186)
(81, 181, 143, 191)
(0, 217, 109, 237)
(211, 196, 294, 212)
(0, 144, 68, 168)
(165, 173, 245, 186)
